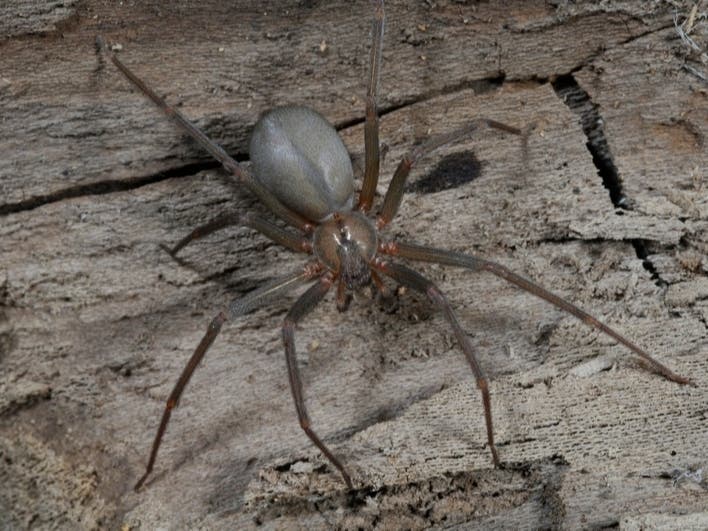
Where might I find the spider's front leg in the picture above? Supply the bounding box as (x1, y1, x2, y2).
(357, 0, 385, 212)
(376, 119, 526, 229)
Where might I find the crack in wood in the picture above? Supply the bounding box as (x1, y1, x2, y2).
(550, 74, 674, 288)
(551, 74, 627, 208)
(248, 456, 569, 529)
(335, 74, 509, 131)
(0, 161, 220, 216)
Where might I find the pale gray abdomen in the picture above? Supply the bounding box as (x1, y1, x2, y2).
(249, 106, 355, 222)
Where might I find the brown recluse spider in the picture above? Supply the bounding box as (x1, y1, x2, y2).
(98, 0, 691, 492)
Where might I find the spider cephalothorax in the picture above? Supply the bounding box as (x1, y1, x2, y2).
(315, 212, 376, 292)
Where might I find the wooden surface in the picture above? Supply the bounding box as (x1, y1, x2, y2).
(1, 1, 706, 529)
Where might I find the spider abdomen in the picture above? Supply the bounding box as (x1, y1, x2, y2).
(249, 105, 355, 222)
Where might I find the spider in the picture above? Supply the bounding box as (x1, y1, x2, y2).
(99, 0, 690, 492)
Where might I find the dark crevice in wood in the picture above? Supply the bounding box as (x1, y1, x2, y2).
(619, 21, 675, 47)
(550, 74, 627, 208)
(537, 235, 599, 246)
(550, 74, 669, 288)
(0, 161, 221, 216)
(252, 456, 569, 527)
(631, 240, 668, 288)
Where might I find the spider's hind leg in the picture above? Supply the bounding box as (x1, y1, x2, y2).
(165, 212, 312, 259)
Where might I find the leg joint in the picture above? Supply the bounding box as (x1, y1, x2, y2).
(282, 318, 296, 335)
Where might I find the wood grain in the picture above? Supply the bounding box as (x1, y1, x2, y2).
(1, 1, 706, 529)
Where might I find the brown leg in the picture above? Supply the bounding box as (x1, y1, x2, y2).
(382, 240, 692, 385)
(282, 274, 354, 488)
(377, 119, 524, 229)
(373, 259, 500, 466)
(356, 0, 385, 212)
(134, 266, 321, 491)
(167, 212, 312, 256)
(96, 36, 312, 232)
(371, 269, 397, 312)
(134, 311, 226, 491)
(371, 270, 392, 299)
(336, 277, 352, 312)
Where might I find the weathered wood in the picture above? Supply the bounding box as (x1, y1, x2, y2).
(1, 1, 706, 529)
(0, 0, 682, 208)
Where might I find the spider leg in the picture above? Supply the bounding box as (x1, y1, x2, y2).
(335, 276, 352, 312)
(166, 212, 312, 256)
(134, 264, 321, 491)
(96, 36, 312, 233)
(371, 269, 393, 299)
(282, 274, 354, 488)
(377, 119, 526, 229)
(373, 259, 500, 466)
(382, 240, 692, 385)
(357, 0, 385, 213)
